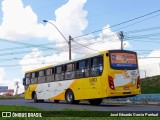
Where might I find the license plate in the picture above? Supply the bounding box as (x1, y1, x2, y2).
(123, 87, 129, 90)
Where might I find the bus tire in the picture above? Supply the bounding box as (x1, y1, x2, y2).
(54, 100, 59, 103)
(65, 90, 75, 104)
(89, 98, 103, 105)
(33, 93, 38, 103)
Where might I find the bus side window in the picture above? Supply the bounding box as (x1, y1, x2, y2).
(25, 73, 31, 78)
(99, 57, 103, 72)
(26, 78, 31, 85)
(85, 59, 90, 77)
(76, 61, 84, 78)
(55, 66, 64, 81)
(76, 59, 89, 78)
(38, 70, 45, 83)
(65, 63, 75, 79)
(46, 68, 54, 82)
(25, 73, 31, 85)
(90, 56, 103, 76)
(31, 72, 38, 84)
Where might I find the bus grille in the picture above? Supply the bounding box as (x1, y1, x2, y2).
(123, 92, 131, 94)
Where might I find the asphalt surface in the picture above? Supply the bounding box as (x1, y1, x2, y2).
(0, 99, 160, 111)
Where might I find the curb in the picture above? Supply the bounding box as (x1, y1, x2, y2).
(103, 100, 160, 106)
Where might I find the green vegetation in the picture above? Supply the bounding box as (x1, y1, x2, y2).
(0, 105, 43, 111)
(0, 105, 159, 120)
(0, 94, 24, 99)
(0, 116, 159, 119)
(141, 75, 160, 94)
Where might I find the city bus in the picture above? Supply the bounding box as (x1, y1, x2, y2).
(23, 50, 141, 105)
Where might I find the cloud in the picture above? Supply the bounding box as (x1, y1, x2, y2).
(0, 68, 24, 95)
(0, 0, 46, 40)
(0, 0, 88, 48)
(91, 25, 130, 51)
(139, 49, 160, 78)
(0, 0, 127, 53)
(19, 48, 46, 73)
(19, 24, 130, 72)
(19, 48, 76, 73)
(69, 25, 130, 55)
(44, 0, 88, 47)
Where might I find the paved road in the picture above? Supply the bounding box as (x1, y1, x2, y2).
(0, 99, 160, 111)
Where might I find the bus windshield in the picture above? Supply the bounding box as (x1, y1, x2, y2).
(109, 51, 137, 70)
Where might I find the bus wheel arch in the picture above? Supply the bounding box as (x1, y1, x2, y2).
(32, 91, 44, 103)
(32, 91, 36, 99)
(65, 89, 74, 104)
(32, 91, 38, 103)
(65, 89, 80, 104)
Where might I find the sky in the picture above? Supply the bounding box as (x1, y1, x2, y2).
(0, 0, 160, 94)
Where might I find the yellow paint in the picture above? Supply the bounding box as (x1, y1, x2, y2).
(69, 80, 77, 89)
(124, 82, 133, 87)
(24, 50, 141, 101)
(48, 80, 77, 100)
(49, 91, 65, 100)
(25, 84, 38, 99)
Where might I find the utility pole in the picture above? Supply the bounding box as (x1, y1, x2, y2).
(144, 70, 146, 78)
(69, 35, 72, 60)
(43, 20, 72, 60)
(15, 81, 19, 95)
(118, 31, 124, 50)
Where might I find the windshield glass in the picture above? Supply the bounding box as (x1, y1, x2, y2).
(110, 52, 137, 70)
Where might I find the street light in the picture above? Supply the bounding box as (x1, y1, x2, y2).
(43, 20, 72, 60)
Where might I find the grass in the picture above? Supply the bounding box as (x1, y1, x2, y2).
(0, 76, 159, 119)
(1, 117, 159, 120)
(0, 95, 24, 99)
(0, 105, 43, 111)
(141, 75, 160, 94)
(0, 105, 159, 120)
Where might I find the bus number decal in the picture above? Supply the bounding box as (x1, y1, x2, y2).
(122, 72, 130, 79)
(89, 78, 97, 85)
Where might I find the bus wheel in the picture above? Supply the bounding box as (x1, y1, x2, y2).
(33, 93, 38, 103)
(54, 100, 59, 103)
(89, 98, 103, 105)
(65, 90, 75, 104)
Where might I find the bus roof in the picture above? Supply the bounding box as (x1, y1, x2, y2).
(25, 50, 136, 73)
(25, 50, 106, 73)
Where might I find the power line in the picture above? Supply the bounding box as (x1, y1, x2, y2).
(126, 39, 160, 44)
(1, 10, 160, 67)
(124, 26, 160, 34)
(73, 13, 160, 43)
(1, 56, 160, 68)
(71, 39, 100, 52)
(1, 10, 160, 56)
(71, 11, 160, 51)
(111, 13, 160, 33)
(125, 32, 160, 38)
(0, 42, 54, 51)
(73, 9, 160, 39)
(0, 38, 60, 51)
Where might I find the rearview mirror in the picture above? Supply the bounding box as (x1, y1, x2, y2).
(23, 78, 26, 86)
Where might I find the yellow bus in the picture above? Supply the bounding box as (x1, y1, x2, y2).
(23, 50, 141, 105)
